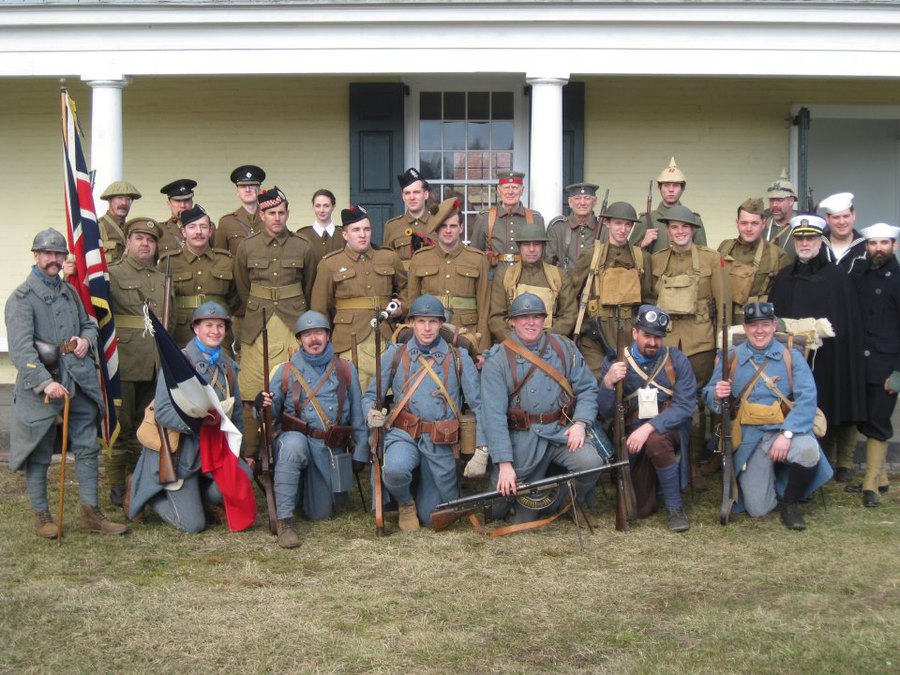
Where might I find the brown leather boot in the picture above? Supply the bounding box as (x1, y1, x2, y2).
(398, 501, 420, 532)
(123, 474, 144, 523)
(35, 511, 58, 539)
(79, 504, 128, 535)
(276, 518, 301, 549)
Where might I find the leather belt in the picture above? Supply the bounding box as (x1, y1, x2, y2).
(115, 315, 146, 329)
(507, 400, 575, 430)
(249, 282, 303, 301)
(438, 296, 477, 310)
(335, 296, 390, 311)
(391, 409, 436, 439)
(498, 254, 521, 263)
(60, 339, 78, 354)
(175, 294, 227, 309)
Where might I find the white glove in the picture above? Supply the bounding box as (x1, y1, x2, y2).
(367, 408, 387, 428)
(463, 446, 489, 478)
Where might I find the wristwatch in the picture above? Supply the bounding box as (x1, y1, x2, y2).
(782, 430, 794, 440)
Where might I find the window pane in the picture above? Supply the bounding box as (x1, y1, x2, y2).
(420, 92, 441, 120)
(444, 92, 465, 120)
(468, 92, 489, 120)
(492, 120, 514, 150)
(419, 152, 442, 180)
(492, 92, 514, 120)
(493, 151, 513, 174)
(419, 121, 441, 150)
(467, 121, 489, 150)
(443, 121, 465, 151)
(467, 151, 491, 181)
(444, 152, 461, 180)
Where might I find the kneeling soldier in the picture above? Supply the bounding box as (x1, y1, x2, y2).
(365, 295, 484, 531)
(257, 311, 369, 548)
(598, 305, 696, 531)
(703, 302, 833, 530)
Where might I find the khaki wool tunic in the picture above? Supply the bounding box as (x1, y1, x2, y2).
(470, 203, 545, 272)
(157, 216, 185, 257)
(382, 211, 437, 268)
(545, 214, 600, 274)
(628, 201, 707, 254)
(296, 225, 345, 268)
(97, 212, 126, 265)
(717, 237, 789, 324)
(215, 207, 262, 255)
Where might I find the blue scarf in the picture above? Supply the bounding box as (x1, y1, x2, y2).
(630, 341, 653, 367)
(32, 264, 62, 289)
(412, 336, 441, 356)
(300, 342, 335, 374)
(192, 337, 222, 367)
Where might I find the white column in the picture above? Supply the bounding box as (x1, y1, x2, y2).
(83, 77, 131, 208)
(527, 75, 567, 223)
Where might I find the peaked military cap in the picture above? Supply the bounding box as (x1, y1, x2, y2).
(101, 180, 142, 201)
(603, 201, 639, 222)
(658, 204, 701, 228)
(767, 169, 796, 198)
(230, 165, 266, 186)
(191, 301, 231, 326)
(258, 186, 287, 211)
(180, 204, 208, 226)
(508, 292, 547, 318)
(566, 182, 599, 197)
(655, 157, 686, 185)
(408, 294, 445, 320)
(497, 170, 525, 185)
(341, 204, 369, 227)
(634, 305, 670, 337)
(160, 178, 197, 201)
(31, 228, 68, 254)
(789, 214, 825, 237)
(125, 217, 161, 240)
(743, 302, 776, 324)
(294, 311, 331, 335)
(398, 168, 427, 190)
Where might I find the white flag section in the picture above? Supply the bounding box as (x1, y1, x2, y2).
(168, 380, 242, 458)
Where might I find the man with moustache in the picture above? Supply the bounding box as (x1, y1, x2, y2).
(764, 169, 798, 260)
(297, 189, 344, 267)
(214, 165, 265, 255)
(820, 192, 867, 271)
(546, 183, 602, 274)
(6, 229, 127, 537)
(97, 181, 142, 264)
(847, 223, 900, 506)
(704, 302, 833, 530)
(311, 205, 407, 391)
(630, 157, 707, 253)
(157, 178, 197, 256)
(719, 198, 789, 324)
(488, 222, 577, 344)
(408, 197, 491, 352)
(255, 311, 368, 547)
(471, 170, 545, 277)
(160, 205, 236, 348)
(108, 218, 173, 507)
(571, 201, 651, 378)
(365, 295, 484, 531)
(233, 187, 317, 461)
(770, 215, 866, 483)
(382, 168, 436, 269)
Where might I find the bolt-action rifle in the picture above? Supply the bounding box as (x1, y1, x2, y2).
(719, 302, 738, 525)
(574, 189, 610, 349)
(614, 307, 637, 531)
(257, 307, 278, 534)
(156, 256, 178, 485)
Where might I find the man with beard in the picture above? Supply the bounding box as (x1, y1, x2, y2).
(820, 192, 867, 271)
(764, 169, 798, 260)
(488, 222, 577, 343)
(6, 229, 127, 537)
(255, 311, 368, 547)
(158, 178, 197, 256)
(215, 165, 265, 255)
(128, 302, 253, 532)
(546, 182, 602, 274)
(97, 181, 141, 264)
(719, 198, 789, 324)
(382, 168, 436, 269)
(297, 189, 344, 267)
(364, 295, 484, 531)
(597, 305, 695, 531)
(705, 302, 833, 530)
(471, 170, 545, 277)
(408, 197, 491, 352)
(847, 223, 900, 506)
(769, 214, 866, 483)
(160, 205, 236, 349)
(630, 157, 707, 253)
(108, 218, 173, 507)
(571, 201, 651, 378)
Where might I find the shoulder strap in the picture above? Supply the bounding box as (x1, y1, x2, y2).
(487, 206, 497, 250)
(502, 337, 575, 400)
(503, 263, 523, 302)
(623, 347, 674, 398)
(290, 360, 339, 428)
(524, 208, 534, 225)
(543, 262, 562, 294)
(385, 355, 435, 428)
(417, 354, 461, 418)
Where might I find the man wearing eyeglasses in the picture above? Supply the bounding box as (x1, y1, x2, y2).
(704, 301, 833, 530)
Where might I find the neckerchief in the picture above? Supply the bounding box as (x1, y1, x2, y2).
(300, 342, 335, 374)
(192, 337, 222, 367)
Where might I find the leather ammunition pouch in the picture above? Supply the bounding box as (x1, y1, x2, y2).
(280, 412, 353, 449)
(485, 249, 500, 268)
(391, 408, 459, 444)
(507, 399, 575, 431)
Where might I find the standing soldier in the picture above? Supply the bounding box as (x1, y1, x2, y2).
(382, 168, 436, 269)
(214, 165, 265, 255)
(108, 217, 173, 507)
(820, 192, 867, 271)
(488, 222, 577, 344)
(545, 182, 601, 274)
(719, 198, 790, 324)
(408, 197, 491, 353)
(158, 178, 197, 256)
(764, 169, 798, 260)
(631, 157, 707, 253)
(159, 205, 236, 348)
(364, 295, 485, 531)
(6, 229, 127, 538)
(571, 201, 651, 378)
(470, 170, 545, 278)
(847, 223, 900, 506)
(650, 205, 731, 487)
(311, 205, 407, 390)
(233, 186, 317, 458)
(297, 188, 345, 267)
(97, 180, 141, 265)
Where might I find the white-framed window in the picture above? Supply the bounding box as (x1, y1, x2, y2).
(405, 77, 530, 242)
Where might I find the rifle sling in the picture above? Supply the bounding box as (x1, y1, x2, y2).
(465, 499, 573, 537)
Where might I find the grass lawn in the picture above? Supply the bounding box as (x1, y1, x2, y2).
(0, 464, 896, 674)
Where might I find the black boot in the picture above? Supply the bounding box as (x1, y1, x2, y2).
(780, 463, 817, 531)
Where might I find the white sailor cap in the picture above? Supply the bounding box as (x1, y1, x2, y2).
(819, 192, 854, 215)
(861, 222, 900, 241)
(789, 214, 826, 237)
